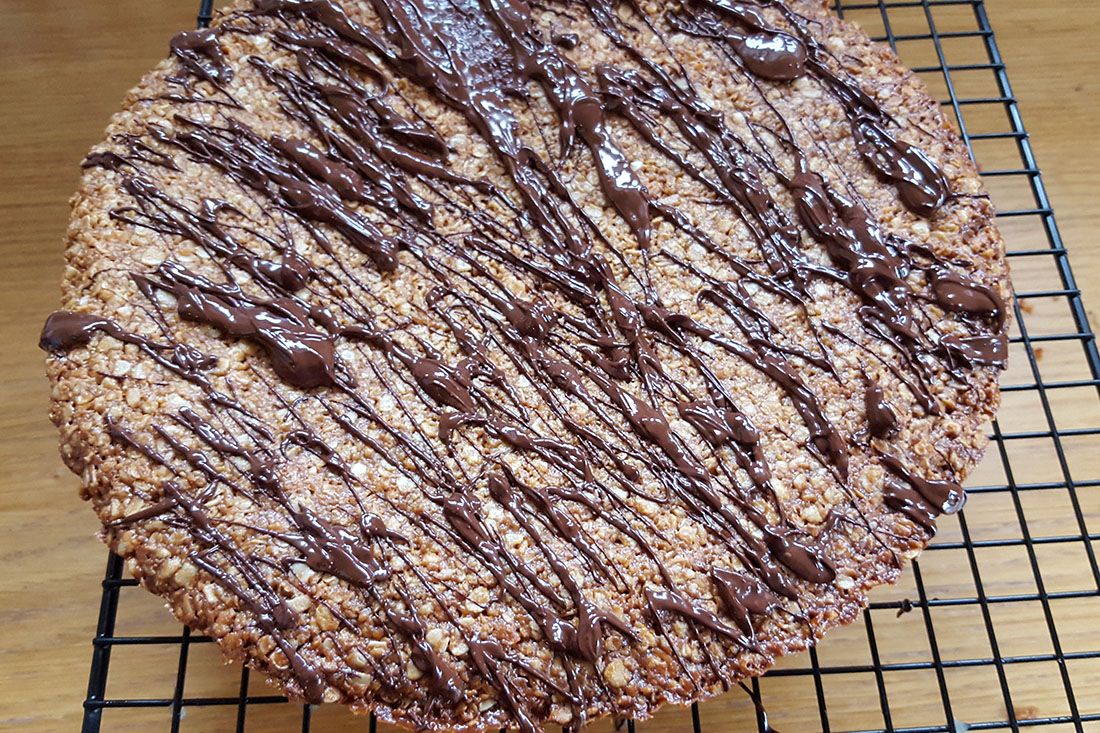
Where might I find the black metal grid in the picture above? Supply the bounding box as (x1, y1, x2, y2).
(79, 1, 1100, 731)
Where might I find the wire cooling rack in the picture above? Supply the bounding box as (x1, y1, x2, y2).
(79, 0, 1100, 731)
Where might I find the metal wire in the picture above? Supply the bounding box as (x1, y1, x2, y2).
(197, 0, 215, 29)
(79, 1, 1100, 730)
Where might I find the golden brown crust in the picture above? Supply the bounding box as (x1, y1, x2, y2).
(45, 0, 1009, 730)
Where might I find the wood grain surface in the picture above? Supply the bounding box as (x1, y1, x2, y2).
(1, 1, 1097, 731)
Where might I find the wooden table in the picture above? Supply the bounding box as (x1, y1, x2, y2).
(1, 2, 1097, 731)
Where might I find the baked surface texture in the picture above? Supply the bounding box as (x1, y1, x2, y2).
(43, 0, 1010, 730)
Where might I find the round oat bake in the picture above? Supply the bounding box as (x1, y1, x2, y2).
(42, 0, 1011, 730)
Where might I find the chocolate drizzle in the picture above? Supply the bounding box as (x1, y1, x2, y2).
(41, 311, 132, 353)
(734, 31, 807, 81)
(879, 452, 966, 535)
(930, 265, 1007, 330)
(175, 285, 340, 389)
(852, 117, 950, 217)
(43, 0, 1009, 728)
(170, 29, 234, 86)
(864, 381, 898, 438)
